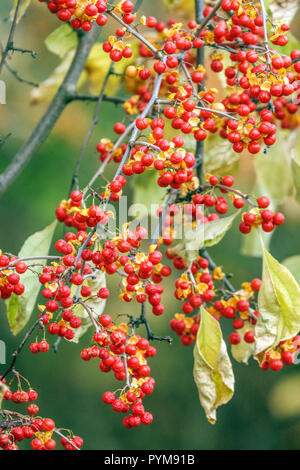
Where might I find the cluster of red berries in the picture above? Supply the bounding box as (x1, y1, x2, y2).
(260, 336, 300, 371)
(274, 95, 300, 130)
(239, 196, 285, 234)
(3, 381, 39, 417)
(42, 0, 107, 31)
(167, 249, 263, 348)
(56, 190, 107, 230)
(0, 255, 27, 299)
(0, 377, 82, 450)
(0, 418, 82, 451)
(120, 129, 195, 190)
(170, 314, 200, 346)
(81, 314, 155, 428)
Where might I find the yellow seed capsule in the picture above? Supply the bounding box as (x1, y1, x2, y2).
(126, 66, 138, 78)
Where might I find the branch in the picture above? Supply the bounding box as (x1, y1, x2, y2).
(0, 0, 21, 74)
(71, 93, 126, 105)
(1, 308, 47, 381)
(132, 302, 172, 343)
(68, 62, 116, 195)
(77, 299, 100, 332)
(195, 0, 223, 37)
(108, 10, 161, 58)
(0, 26, 99, 197)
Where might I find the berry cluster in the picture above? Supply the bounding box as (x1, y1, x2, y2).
(0, 254, 27, 300)
(56, 190, 108, 230)
(81, 314, 155, 428)
(43, 0, 109, 32)
(0, 377, 82, 450)
(260, 336, 300, 371)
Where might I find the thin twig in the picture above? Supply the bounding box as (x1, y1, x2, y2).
(68, 62, 115, 195)
(0, 0, 22, 74)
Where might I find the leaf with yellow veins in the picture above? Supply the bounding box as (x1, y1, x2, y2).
(255, 240, 300, 361)
(193, 307, 235, 424)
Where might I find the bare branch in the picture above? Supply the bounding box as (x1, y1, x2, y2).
(0, 26, 99, 197)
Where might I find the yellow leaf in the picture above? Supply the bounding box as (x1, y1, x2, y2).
(193, 307, 235, 424)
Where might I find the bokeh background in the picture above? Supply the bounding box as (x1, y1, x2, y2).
(1, 0, 300, 450)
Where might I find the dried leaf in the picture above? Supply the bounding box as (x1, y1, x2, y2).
(193, 307, 234, 424)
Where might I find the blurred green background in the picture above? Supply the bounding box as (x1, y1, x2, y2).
(1, 0, 300, 451)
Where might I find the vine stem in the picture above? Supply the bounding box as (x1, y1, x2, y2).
(0, 26, 99, 197)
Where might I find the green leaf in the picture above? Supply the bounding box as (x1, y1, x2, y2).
(132, 170, 166, 221)
(5, 221, 57, 335)
(71, 270, 107, 343)
(171, 212, 239, 263)
(193, 307, 234, 424)
(0, 381, 8, 410)
(255, 241, 300, 357)
(204, 134, 240, 175)
(241, 181, 276, 258)
(203, 212, 239, 248)
(10, 0, 31, 23)
(183, 134, 240, 175)
(231, 323, 255, 364)
(282, 255, 300, 285)
(45, 24, 78, 59)
(185, 211, 239, 256)
(254, 131, 293, 206)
